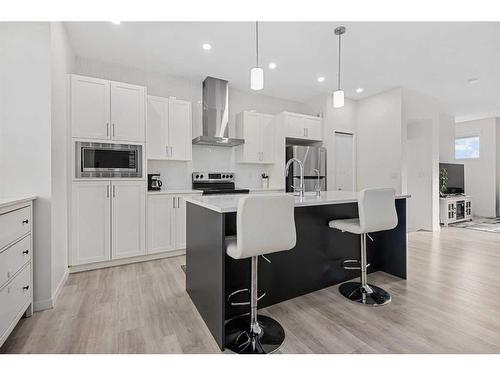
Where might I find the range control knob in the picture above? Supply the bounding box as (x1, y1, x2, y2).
(230, 174, 233, 178)
(196, 174, 199, 179)
(200, 174, 204, 179)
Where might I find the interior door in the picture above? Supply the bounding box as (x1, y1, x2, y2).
(111, 181, 146, 259)
(111, 81, 145, 142)
(168, 99, 192, 160)
(71, 181, 111, 265)
(147, 195, 175, 254)
(147, 96, 169, 159)
(260, 114, 275, 163)
(334, 132, 355, 191)
(71, 75, 110, 140)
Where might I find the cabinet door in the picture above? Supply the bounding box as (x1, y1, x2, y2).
(304, 117, 322, 141)
(147, 96, 169, 159)
(244, 112, 262, 162)
(147, 195, 176, 254)
(110, 81, 146, 142)
(260, 114, 275, 163)
(174, 196, 188, 249)
(168, 99, 192, 160)
(71, 75, 110, 140)
(71, 182, 111, 265)
(285, 113, 305, 138)
(111, 181, 146, 259)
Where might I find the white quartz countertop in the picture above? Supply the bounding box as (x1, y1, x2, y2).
(184, 191, 410, 213)
(0, 196, 37, 210)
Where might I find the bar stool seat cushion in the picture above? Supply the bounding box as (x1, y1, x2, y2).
(226, 237, 238, 259)
(328, 218, 363, 234)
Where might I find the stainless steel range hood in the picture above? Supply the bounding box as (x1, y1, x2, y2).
(192, 76, 244, 147)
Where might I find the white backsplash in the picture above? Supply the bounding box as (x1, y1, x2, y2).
(148, 145, 274, 190)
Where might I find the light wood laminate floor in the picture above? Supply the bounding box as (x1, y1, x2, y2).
(3, 227, 500, 354)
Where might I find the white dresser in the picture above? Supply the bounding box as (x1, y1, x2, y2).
(0, 197, 35, 347)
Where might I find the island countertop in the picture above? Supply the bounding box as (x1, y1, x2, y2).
(184, 190, 410, 213)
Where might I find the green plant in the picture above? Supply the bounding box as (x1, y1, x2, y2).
(439, 167, 448, 196)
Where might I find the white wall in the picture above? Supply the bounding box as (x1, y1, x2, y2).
(74, 56, 304, 189)
(456, 118, 497, 218)
(439, 113, 456, 163)
(356, 88, 403, 192)
(0, 23, 53, 309)
(497, 118, 500, 217)
(50, 22, 74, 298)
(402, 88, 440, 231)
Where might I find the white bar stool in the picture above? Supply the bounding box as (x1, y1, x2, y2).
(329, 188, 397, 306)
(225, 194, 296, 354)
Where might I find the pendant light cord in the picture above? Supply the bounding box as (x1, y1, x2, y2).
(256, 21, 259, 67)
(337, 31, 342, 90)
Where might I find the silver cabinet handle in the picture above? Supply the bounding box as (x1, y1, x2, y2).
(112, 123, 115, 137)
(107, 185, 110, 198)
(170, 146, 173, 157)
(106, 122, 109, 137)
(173, 197, 175, 208)
(112, 185, 115, 198)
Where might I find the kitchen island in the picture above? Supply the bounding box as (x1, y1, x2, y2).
(185, 191, 409, 350)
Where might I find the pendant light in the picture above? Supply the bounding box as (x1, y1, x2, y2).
(333, 26, 346, 108)
(250, 21, 264, 90)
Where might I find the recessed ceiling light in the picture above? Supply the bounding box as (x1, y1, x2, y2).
(468, 78, 479, 84)
(202, 43, 212, 51)
(268, 62, 277, 70)
(317, 77, 325, 83)
(110, 21, 121, 25)
(356, 88, 364, 93)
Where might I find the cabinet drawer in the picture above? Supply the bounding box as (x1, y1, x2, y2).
(0, 235, 31, 288)
(0, 206, 31, 250)
(0, 265, 31, 337)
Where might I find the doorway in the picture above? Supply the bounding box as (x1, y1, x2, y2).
(333, 131, 356, 191)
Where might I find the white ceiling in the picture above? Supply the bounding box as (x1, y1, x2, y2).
(65, 21, 500, 120)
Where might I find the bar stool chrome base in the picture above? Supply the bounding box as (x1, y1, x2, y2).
(339, 281, 391, 306)
(225, 314, 285, 354)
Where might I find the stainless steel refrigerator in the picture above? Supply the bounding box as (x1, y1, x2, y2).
(285, 145, 327, 193)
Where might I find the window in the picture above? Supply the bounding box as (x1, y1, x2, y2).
(455, 136, 480, 159)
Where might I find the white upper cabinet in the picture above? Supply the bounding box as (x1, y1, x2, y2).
(111, 181, 146, 260)
(70, 74, 146, 142)
(71, 75, 111, 140)
(236, 111, 275, 164)
(110, 81, 146, 142)
(147, 96, 192, 161)
(283, 112, 323, 141)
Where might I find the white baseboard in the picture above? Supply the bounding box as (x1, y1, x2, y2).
(52, 269, 69, 307)
(33, 298, 53, 312)
(68, 249, 186, 274)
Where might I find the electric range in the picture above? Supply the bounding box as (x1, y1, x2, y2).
(192, 172, 250, 195)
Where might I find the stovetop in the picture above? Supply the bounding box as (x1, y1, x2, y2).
(192, 171, 250, 196)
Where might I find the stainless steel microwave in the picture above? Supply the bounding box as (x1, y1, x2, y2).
(75, 142, 142, 178)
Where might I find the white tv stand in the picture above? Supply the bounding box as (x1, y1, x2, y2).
(439, 195, 472, 226)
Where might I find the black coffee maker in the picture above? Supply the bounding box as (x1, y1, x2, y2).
(148, 174, 163, 191)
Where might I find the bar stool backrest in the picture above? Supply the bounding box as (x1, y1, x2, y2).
(233, 194, 297, 259)
(358, 188, 398, 233)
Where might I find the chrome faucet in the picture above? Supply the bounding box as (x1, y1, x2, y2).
(313, 168, 321, 197)
(284, 158, 304, 197)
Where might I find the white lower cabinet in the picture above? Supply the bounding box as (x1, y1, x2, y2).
(111, 181, 146, 259)
(147, 194, 197, 254)
(70, 180, 146, 266)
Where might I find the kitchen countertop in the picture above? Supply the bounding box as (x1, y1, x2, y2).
(185, 190, 411, 213)
(0, 196, 37, 210)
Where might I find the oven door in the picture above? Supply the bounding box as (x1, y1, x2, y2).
(76, 142, 142, 178)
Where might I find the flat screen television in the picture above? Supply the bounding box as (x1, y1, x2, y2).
(439, 163, 465, 194)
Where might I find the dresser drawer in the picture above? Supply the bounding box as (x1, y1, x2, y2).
(0, 206, 31, 250)
(0, 265, 31, 337)
(0, 235, 31, 288)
